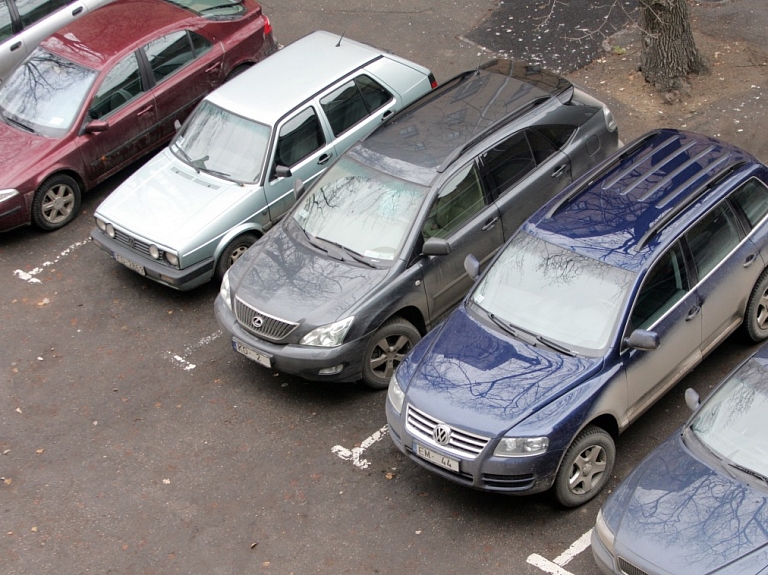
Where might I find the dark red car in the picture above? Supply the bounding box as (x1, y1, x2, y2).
(0, 0, 276, 232)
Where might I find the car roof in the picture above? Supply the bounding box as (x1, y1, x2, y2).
(352, 59, 572, 186)
(205, 31, 389, 124)
(41, 0, 198, 70)
(526, 129, 761, 272)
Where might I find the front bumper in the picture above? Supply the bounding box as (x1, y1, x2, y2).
(590, 527, 617, 575)
(90, 228, 214, 291)
(214, 295, 370, 382)
(0, 190, 28, 232)
(386, 398, 562, 494)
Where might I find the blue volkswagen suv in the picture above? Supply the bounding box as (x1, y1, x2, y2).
(386, 129, 768, 506)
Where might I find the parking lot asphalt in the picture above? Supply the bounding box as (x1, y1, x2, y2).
(2, 0, 768, 574)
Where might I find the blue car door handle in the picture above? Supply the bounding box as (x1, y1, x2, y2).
(744, 253, 758, 267)
(318, 153, 332, 165)
(686, 305, 701, 321)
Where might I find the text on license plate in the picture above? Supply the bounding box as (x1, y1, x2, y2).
(114, 253, 145, 276)
(232, 339, 271, 368)
(414, 442, 459, 472)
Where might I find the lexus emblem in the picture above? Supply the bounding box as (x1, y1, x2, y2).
(433, 424, 452, 446)
(252, 316, 264, 329)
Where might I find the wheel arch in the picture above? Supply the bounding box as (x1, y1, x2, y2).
(213, 225, 265, 264)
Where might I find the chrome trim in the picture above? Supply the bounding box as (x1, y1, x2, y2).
(406, 404, 489, 459)
(234, 297, 298, 341)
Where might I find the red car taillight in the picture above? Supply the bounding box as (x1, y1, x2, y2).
(428, 73, 437, 89)
(263, 15, 272, 37)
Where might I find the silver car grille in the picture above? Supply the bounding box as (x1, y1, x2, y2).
(112, 229, 173, 267)
(234, 297, 298, 341)
(406, 405, 489, 459)
(618, 557, 649, 575)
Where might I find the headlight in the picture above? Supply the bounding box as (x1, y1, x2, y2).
(95, 216, 107, 231)
(300, 316, 354, 347)
(219, 271, 231, 311)
(594, 509, 615, 555)
(164, 251, 179, 267)
(0, 189, 19, 203)
(388, 372, 405, 414)
(493, 436, 549, 457)
(149, 244, 160, 259)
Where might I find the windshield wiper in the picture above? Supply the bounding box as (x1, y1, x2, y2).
(488, 313, 574, 355)
(316, 237, 377, 268)
(296, 226, 330, 254)
(197, 166, 234, 182)
(201, 0, 242, 11)
(728, 462, 768, 486)
(5, 115, 38, 135)
(535, 334, 576, 357)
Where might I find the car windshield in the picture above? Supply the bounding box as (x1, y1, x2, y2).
(292, 155, 429, 262)
(162, 0, 245, 17)
(470, 232, 634, 355)
(690, 358, 768, 479)
(0, 48, 97, 138)
(171, 100, 270, 183)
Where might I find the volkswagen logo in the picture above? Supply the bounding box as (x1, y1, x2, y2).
(251, 315, 264, 329)
(433, 424, 452, 446)
(127, 236, 135, 249)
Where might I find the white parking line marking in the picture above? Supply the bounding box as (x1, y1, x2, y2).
(13, 238, 91, 284)
(332, 425, 389, 469)
(527, 529, 592, 575)
(164, 330, 222, 371)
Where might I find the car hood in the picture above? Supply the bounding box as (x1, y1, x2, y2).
(403, 308, 602, 437)
(95, 150, 254, 251)
(611, 435, 768, 575)
(232, 224, 388, 327)
(0, 122, 59, 186)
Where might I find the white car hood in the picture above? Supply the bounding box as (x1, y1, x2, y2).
(96, 149, 252, 250)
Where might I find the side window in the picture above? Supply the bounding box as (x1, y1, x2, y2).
(15, 0, 69, 28)
(630, 242, 690, 331)
(144, 30, 196, 84)
(480, 131, 536, 197)
(685, 202, 741, 280)
(273, 107, 324, 171)
(89, 53, 144, 119)
(732, 178, 768, 228)
(533, 125, 576, 149)
(423, 163, 485, 239)
(189, 31, 212, 57)
(320, 75, 392, 136)
(0, 0, 13, 43)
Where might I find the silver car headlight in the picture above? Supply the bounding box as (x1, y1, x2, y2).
(219, 271, 232, 311)
(300, 317, 354, 347)
(388, 372, 405, 414)
(594, 509, 615, 555)
(493, 436, 549, 457)
(164, 251, 179, 267)
(0, 189, 19, 203)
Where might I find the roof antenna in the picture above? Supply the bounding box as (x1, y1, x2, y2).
(336, 32, 345, 47)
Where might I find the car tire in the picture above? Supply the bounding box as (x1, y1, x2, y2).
(744, 268, 768, 342)
(225, 64, 251, 82)
(31, 174, 82, 231)
(215, 233, 258, 282)
(553, 425, 615, 508)
(361, 318, 421, 390)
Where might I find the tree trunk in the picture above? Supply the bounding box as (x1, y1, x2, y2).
(639, 0, 708, 91)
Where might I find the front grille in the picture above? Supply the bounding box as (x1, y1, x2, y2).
(112, 229, 174, 268)
(618, 557, 650, 575)
(234, 297, 298, 341)
(406, 405, 489, 459)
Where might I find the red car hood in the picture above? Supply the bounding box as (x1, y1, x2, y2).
(0, 120, 62, 188)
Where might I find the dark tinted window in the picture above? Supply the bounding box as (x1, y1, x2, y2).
(274, 107, 324, 169)
(90, 54, 144, 119)
(321, 75, 392, 136)
(685, 202, 741, 280)
(631, 242, 690, 330)
(15, 0, 68, 28)
(190, 31, 212, 57)
(0, 0, 13, 42)
(480, 131, 536, 195)
(144, 31, 195, 84)
(534, 125, 576, 149)
(423, 163, 485, 239)
(732, 178, 768, 228)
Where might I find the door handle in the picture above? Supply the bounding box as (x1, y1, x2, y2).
(551, 164, 567, 178)
(744, 253, 758, 267)
(205, 62, 221, 73)
(72, 6, 83, 15)
(481, 217, 498, 231)
(10, 41, 21, 51)
(318, 153, 332, 165)
(685, 305, 701, 321)
(381, 109, 394, 121)
(137, 105, 153, 116)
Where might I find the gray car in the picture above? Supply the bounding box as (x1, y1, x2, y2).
(90, 30, 436, 290)
(215, 60, 620, 389)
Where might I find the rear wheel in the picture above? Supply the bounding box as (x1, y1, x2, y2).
(215, 233, 258, 282)
(553, 425, 615, 507)
(361, 318, 421, 390)
(743, 268, 768, 342)
(31, 174, 81, 231)
(225, 64, 251, 82)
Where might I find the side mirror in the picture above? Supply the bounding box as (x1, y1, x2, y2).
(464, 254, 480, 280)
(624, 329, 660, 351)
(84, 120, 109, 134)
(684, 388, 700, 412)
(422, 237, 450, 256)
(275, 165, 292, 179)
(293, 177, 305, 200)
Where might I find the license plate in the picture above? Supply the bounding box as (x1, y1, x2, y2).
(414, 442, 459, 472)
(232, 339, 271, 368)
(114, 253, 145, 276)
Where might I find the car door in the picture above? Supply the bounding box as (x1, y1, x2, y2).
(622, 241, 702, 422)
(481, 129, 572, 239)
(142, 29, 224, 145)
(420, 161, 503, 321)
(76, 51, 158, 183)
(261, 105, 335, 222)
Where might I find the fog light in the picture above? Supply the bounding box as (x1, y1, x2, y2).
(318, 365, 343, 376)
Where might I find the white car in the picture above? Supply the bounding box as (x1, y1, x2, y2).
(0, 0, 113, 82)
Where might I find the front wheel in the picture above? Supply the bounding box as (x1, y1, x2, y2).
(553, 425, 615, 507)
(361, 318, 421, 390)
(215, 233, 258, 282)
(31, 174, 82, 231)
(743, 268, 768, 342)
